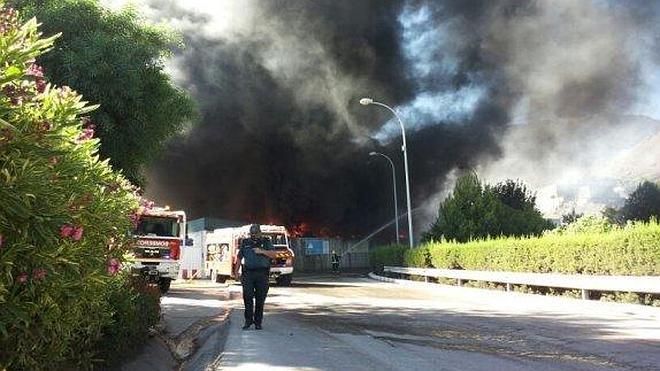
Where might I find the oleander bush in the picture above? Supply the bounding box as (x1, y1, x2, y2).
(96, 273, 162, 366)
(0, 8, 158, 369)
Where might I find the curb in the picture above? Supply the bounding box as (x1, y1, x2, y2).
(179, 311, 232, 371)
(162, 308, 232, 362)
(368, 272, 436, 288)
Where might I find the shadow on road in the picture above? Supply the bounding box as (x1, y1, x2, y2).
(253, 301, 659, 370)
(219, 275, 660, 371)
(288, 282, 362, 289)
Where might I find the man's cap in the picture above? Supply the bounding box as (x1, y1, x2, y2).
(249, 224, 261, 235)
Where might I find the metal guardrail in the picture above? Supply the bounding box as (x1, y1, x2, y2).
(383, 266, 660, 300)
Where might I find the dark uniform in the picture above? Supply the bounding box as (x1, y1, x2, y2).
(237, 230, 273, 329)
(331, 251, 341, 274)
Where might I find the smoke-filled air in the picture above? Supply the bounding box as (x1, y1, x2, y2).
(107, 0, 660, 238)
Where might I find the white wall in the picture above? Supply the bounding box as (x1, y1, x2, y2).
(179, 230, 205, 279)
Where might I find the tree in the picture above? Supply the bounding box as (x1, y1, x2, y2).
(9, 0, 196, 184)
(493, 179, 536, 211)
(562, 208, 583, 225)
(424, 175, 553, 243)
(601, 206, 623, 225)
(620, 181, 660, 222)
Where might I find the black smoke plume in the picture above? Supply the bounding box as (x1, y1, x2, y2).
(144, 0, 659, 236)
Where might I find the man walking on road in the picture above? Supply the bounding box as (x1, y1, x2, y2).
(235, 224, 278, 330)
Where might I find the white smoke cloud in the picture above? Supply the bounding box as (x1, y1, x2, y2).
(372, 3, 485, 143)
(477, 0, 660, 217)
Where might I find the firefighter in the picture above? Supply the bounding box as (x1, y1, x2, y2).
(331, 250, 341, 275)
(235, 224, 277, 330)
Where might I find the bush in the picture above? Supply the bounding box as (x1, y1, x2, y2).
(370, 244, 407, 272)
(0, 9, 156, 369)
(403, 245, 431, 268)
(551, 215, 614, 235)
(425, 220, 660, 275)
(97, 274, 161, 366)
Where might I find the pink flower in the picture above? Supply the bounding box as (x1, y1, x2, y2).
(2, 85, 23, 106)
(76, 127, 94, 142)
(32, 268, 47, 281)
(60, 224, 74, 238)
(26, 64, 44, 78)
(129, 212, 140, 228)
(107, 258, 121, 276)
(39, 121, 51, 132)
(58, 86, 73, 98)
(16, 272, 28, 284)
(139, 199, 155, 210)
(71, 226, 84, 241)
(0, 128, 13, 147)
(60, 224, 84, 241)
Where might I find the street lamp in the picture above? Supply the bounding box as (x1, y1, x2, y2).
(369, 152, 399, 244)
(360, 97, 414, 248)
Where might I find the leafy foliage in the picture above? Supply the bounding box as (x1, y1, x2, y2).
(423, 175, 553, 243)
(377, 219, 659, 277)
(602, 206, 623, 225)
(0, 10, 158, 369)
(97, 273, 161, 366)
(620, 181, 660, 222)
(561, 208, 583, 225)
(369, 244, 407, 273)
(551, 215, 614, 235)
(403, 245, 431, 268)
(10, 0, 196, 184)
(492, 179, 536, 211)
(424, 220, 660, 275)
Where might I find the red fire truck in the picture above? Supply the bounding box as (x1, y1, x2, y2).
(129, 207, 187, 293)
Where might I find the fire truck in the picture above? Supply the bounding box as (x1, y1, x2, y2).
(130, 207, 187, 293)
(205, 224, 294, 286)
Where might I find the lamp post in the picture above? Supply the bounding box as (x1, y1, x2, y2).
(369, 152, 399, 244)
(360, 98, 414, 248)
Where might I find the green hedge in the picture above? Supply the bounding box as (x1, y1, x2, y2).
(370, 244, 432, 271)
(404, 245, 431, 268)
(426, 220, 660, 275)
(373, 219, 660, 276)
(0, 10, 159, 369)
(370, 245, 407, 272)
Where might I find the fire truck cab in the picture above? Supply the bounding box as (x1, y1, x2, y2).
(130, 207, 187, 293)
(205, 224, 294, 286)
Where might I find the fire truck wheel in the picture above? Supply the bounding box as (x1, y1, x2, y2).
(159, 278, 171, 294)
(275, 275, 292, 286)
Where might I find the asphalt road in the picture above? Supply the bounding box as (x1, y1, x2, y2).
(214, 274, 660, 371)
